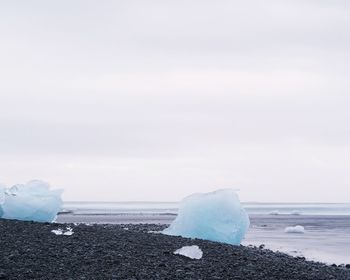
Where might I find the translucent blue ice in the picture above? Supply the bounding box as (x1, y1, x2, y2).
(162, 189, 250, 245)
(0, 180, 63, 222)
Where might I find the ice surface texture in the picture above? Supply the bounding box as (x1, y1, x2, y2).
(163, 189, 250, 245)
(174, 245, 203, 259)
(0, 180, 63, 222)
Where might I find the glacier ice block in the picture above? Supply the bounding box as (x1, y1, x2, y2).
(162, 189, 250, 245)
(0, 180, 63, 223)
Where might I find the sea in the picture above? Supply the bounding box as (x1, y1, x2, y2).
(56, 202, 350, 265)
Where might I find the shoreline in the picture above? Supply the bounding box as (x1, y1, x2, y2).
(1, 219, 350, 280)
(56, 213, 350, 265)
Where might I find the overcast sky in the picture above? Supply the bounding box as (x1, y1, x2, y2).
(1, 0, 350, 202)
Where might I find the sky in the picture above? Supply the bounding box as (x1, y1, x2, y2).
(0, 0, 350, 202)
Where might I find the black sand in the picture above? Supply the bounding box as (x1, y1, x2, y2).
(0, 219, 349, 280)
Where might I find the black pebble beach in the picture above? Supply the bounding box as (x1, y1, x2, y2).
(0, 219, 349, 280)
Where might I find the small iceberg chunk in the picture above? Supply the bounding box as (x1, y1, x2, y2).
(268, 210, 279, 215)
(63, 227, 74, 235)
(51, 229, 64, 235)
(51, 227, 74, 236)
(148, 230, 161, 234)
(174, 245, 203, 259)
(162, 189, 250, 245)
(0, 180, 63, 223)
(284, 225, 305, 234)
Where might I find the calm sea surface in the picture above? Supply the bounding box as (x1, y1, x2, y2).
(57, 202, 350, 265)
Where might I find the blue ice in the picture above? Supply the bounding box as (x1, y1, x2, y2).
(162, 189, 250, 245)
(0, 180, 63, 222)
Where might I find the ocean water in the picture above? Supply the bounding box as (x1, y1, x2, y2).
(57, 202, 350, 265)
(59, 201, 350, 216)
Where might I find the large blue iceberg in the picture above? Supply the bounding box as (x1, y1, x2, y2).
(0, 180, 63, 222)
(162, 189, 250, 245)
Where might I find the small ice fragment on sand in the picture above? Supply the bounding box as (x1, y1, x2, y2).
(269, 210, 279, 215)
(123, 227, 129, 230)
(148, 230, 161, 234)
(174, 245, 203, 259)
(284, 225, 305, 233)
(162, 189, 250, 245)
(63, 227, 74, 235)
(51, 227, 74, 236)
(51, 229, 63, 235)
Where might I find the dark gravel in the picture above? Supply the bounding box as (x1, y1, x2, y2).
(0, 219, 349, 280)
